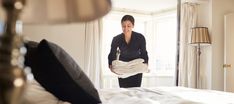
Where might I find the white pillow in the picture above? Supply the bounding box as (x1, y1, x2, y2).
(23, 79, 71, 104)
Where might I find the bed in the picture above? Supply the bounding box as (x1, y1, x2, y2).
(23, 79, 234, 104)
(99, 86, 234, 104)
(21, 39, 234, 104)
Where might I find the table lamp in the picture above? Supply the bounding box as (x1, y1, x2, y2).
(0, 0, 111, 104)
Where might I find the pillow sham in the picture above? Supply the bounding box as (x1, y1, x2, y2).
(25, 39, 101, 104)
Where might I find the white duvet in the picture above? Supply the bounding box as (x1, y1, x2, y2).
(99, 87, 234, 104)
(23, 80, 234, 104)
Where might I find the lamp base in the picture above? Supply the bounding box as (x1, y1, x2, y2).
(0, 67, 26, 104)
(0, 0, 27, 104)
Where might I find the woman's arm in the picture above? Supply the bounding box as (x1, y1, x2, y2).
(140, 35, 149, 64)
(108, 37, 118, 66)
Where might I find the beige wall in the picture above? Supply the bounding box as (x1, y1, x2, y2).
(197, 0, 234, 90)
(197, 2, 212, 89)
(23, 23, 86, 69)
(211, 0, 234, 90)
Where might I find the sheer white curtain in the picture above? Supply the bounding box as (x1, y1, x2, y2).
(178, 2, 198, 88)
(84, 20, 103, 89)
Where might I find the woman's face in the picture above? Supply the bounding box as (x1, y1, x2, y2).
(121, 20, 134, 35)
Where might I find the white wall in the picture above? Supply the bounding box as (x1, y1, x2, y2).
(211, 0, 234, 91)
(23, 23, 86, 69)
(197, 2, 213, 89)
(197, 0, 234, 90)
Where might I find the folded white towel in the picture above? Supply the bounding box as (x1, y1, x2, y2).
(112, 58, 149, 78)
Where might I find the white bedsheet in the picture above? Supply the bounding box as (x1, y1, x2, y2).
(157, 87, 234, 104)
(23, 80, 70, 104)
(99, 87, 234, 104)
(23, 80, 234, 104)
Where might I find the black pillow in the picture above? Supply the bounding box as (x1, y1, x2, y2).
(24, 41, 38, 66)
(25, 39, 101, 104)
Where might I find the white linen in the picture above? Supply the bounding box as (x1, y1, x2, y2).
(157, 87, 234, 104)
(112, 58, 149, 78)
(99, 87, 234, 104)
(23, 80, 234, 104)
(23, 80, 70, 104)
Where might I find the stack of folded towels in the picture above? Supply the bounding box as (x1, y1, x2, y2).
(112, 58, 149, 78)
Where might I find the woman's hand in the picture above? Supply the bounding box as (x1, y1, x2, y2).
(144, 63, 150, 73)
(109, 65, 122, 75)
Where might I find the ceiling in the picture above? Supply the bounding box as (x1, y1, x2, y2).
(111, 0, 178, 14)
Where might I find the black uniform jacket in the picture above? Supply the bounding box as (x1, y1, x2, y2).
(108, 31, 148, 65)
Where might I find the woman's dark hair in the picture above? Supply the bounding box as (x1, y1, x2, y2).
(121, 15, 135, 26)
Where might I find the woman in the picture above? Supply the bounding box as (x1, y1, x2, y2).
(108, 15, 148, 88)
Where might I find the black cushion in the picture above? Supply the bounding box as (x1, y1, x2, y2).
(25, 41, 38, 66)
(25, 39, 101, 104)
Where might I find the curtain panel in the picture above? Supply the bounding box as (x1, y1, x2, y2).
(178, 2, 198, 88)
(84, 20, 103, 89)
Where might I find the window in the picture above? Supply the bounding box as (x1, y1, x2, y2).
(148, 13, 177, 76)
(101, 11, 177, 88)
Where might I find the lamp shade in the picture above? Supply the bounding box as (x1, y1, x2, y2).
(67, 0, 112, 22)
(18, 0, 112, 24)
(190, 27, 211, 45)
